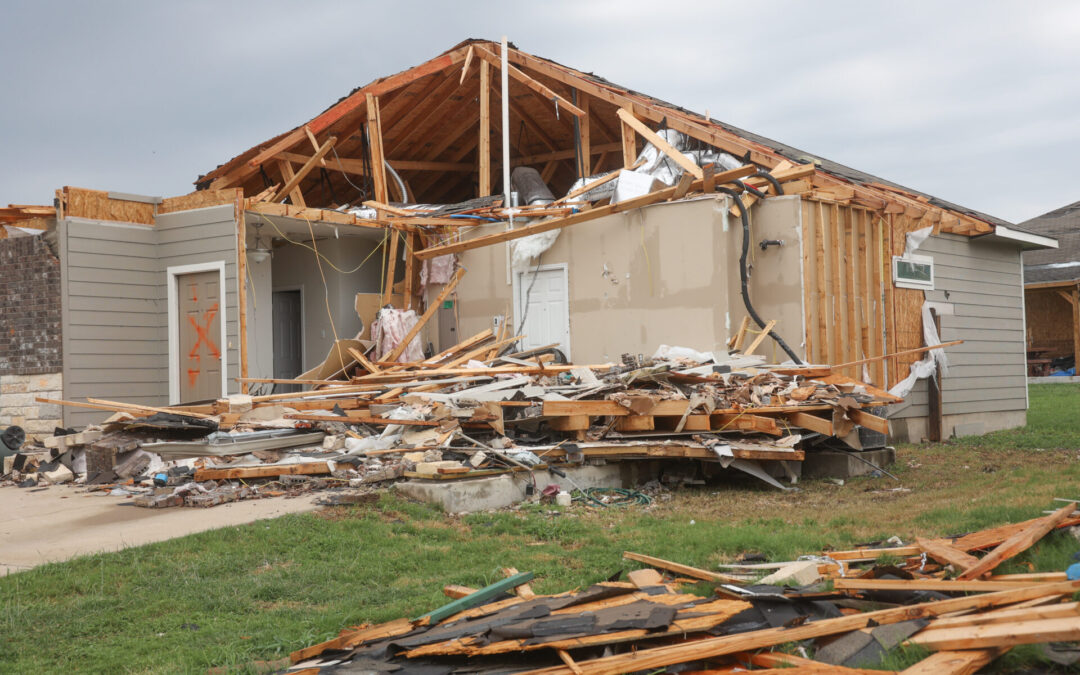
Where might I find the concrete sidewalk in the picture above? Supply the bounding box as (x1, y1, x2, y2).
(0, 485, 321, 575)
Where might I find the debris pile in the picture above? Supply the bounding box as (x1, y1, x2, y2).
(284, 501, 1080, 673)
(4, 328, 899, 506)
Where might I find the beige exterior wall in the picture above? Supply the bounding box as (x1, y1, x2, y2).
(452, 195, 806, 364)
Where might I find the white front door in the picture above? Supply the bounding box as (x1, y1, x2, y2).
(515, 264, 570, 359)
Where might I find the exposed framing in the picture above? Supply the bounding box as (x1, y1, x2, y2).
(167, 261, 229, 404)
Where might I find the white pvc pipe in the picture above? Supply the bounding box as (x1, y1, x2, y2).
(501, 36, 512, 227)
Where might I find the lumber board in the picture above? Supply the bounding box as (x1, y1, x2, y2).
(616, 108, 702, 180)
(910, 616, 1080, 651)
(899, 649, 1004, 675)
(413, 164, 756, 260)
(194, 461, 330, 481)
(472, 45, 585, 117)
(916, 536, 979, 571)
(385, 268, 465, 362)
(271, 136, 336, 203)
(957, 501, 1077, 579)
(514, 580, 1080, 675)
(623, 552, 744, 584)
(833, 578, 1055, 593)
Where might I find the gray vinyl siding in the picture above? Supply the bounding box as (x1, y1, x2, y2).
(156, 205, 240, 397)
(60, 219, 166, 427)
(892, 233, 1028, 420)
(58, 204, 239, 426)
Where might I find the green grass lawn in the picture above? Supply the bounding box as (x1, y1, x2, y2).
(3, 383, 1080, 673)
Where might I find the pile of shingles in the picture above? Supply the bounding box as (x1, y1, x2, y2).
(282, 502, 1080, 674)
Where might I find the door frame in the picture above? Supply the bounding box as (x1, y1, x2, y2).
(167, 261, 229, 404)
(271, 285, 306, 374)
(511, 262, 571, 360)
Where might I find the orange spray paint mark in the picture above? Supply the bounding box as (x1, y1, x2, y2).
(187, 369, 200, 387)
(187, 303, 221, 360)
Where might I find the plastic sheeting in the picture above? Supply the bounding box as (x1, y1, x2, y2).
(888, 303, 950, 398)
(372, 307, 424, 362)
(563, 129, 743, 205)
(652, 344, 718, 363)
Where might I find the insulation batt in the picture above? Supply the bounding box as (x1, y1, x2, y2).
(421, 235, 456, 287)
(372, 307, 424, 362)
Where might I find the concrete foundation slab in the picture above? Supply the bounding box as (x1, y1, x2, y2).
(393, 463, 632, 513)
(802, 447, 896, 480)
(0, 485, 320, 576)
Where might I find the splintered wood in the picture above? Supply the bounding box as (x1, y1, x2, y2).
(284, 505, 1080, 674)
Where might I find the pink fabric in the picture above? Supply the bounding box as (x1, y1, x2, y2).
(372, 307, 424, 362)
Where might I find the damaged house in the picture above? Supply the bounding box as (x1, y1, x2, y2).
(0, 38, 1057, 443)
(1020, 200, 1080, 377)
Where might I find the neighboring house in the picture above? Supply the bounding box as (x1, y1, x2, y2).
(1020, 201, 1080, 374)
(1, 39, 1058, 442)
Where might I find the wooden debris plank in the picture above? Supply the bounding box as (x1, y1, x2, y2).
(347, 347, 382, 374)
(514, 580, 1080, 675)
(833, 578, 1057, 593)
(289, 617, 415, 663)
(741, 651, 885, 673)
(916, 536, 979, 571)
(712, 413, 782, 436)
(623, 552, 744, 584)
(741, 319, 777, 356)
(366, 93, 389, 204)
(957, 501, 1077, 579)
(272, 136, 336, 203)
(899, 649, 1005, 675)
(478, 59, 491, 196)
(729, 316, 750, 351)
(846, 408, 890, 435)
(617, 108, 703, 180)
(784, 411, 833, 435)
(195, 461, 330, 481)
(276, 159, 306, 208)
(910, 616, 1080, 651)
(926, 601, 1080, 630)
(472, 45, 585, 117)
(442, 585, 476, 599)
(413, 164, 756, 260)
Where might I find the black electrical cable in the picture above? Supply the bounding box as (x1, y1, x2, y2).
(716, 185, 804, 364)
(755, 168, 784, 196)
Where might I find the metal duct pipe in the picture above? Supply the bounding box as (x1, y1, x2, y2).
(510, 166, 555, 205)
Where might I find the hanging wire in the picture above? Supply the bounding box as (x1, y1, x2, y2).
(259, 212, 387, 275)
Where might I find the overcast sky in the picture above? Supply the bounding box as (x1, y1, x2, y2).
(4, 1, 1078, 224)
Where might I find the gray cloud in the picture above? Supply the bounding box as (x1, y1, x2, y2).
(2, 0, 1077, 223)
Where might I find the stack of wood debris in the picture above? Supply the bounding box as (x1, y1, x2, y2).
(284, 502, 1080, 673)
(6, 327, 903, 506)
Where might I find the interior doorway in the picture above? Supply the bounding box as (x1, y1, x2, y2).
(272, 289, 303, 393)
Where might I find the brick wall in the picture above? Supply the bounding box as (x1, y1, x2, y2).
(0, 235, 62, 375)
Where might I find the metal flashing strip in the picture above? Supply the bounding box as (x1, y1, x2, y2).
(107, 191, 163, 204)
(993, 225, 1058, 250)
